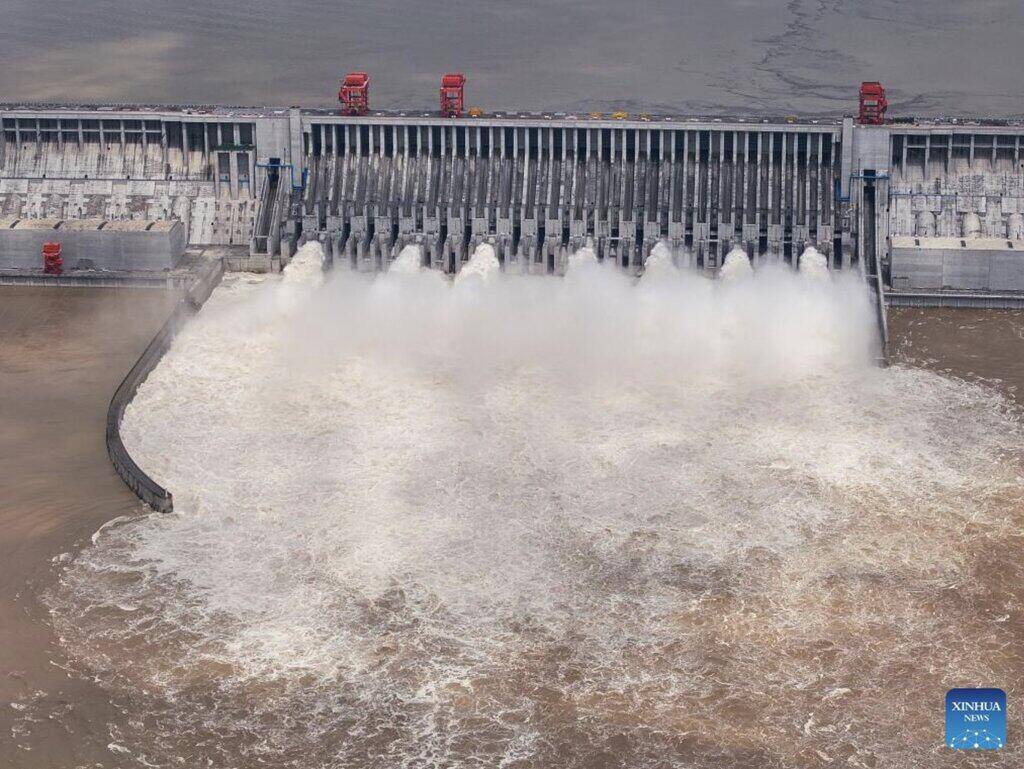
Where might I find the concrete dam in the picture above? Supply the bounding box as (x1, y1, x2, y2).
(2, 86, 1024, 297)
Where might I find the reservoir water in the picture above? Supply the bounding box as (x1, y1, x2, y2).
(2, 1, 1023, 116)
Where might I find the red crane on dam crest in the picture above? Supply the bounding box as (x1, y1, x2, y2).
(440, 73, 466, 118)
(858, 81, 888, 124)
(339, 72, 370, 115)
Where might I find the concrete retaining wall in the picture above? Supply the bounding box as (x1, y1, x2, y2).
(890, 236, 1024, 291)
(105, 258, 224, 512)
(886, 291, 1024, 309)
(0, 218, 186, 271)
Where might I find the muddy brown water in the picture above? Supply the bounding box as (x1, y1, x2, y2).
(1, 293, 1023, 767)
(889, 308, 1024, 407)
(0, 286, 178, 768)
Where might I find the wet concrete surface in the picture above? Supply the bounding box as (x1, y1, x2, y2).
(0, 286, 177, 768)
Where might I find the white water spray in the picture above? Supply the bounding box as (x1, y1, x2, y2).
(454, 242, 501, 285)
(567, 244, 598, 271)
(798, 244, 830, 280)
(282, 241, 325, 285)
(389, 244, 424, 274)
(719, 244, 753, 282)
(274, 241, 325, 313)
(642, 241, 676, 280)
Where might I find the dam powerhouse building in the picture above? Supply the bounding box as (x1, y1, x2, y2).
(2, 79, 1024, 301)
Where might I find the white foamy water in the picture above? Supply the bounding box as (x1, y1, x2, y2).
(799, 245, 830, 280)
(567, 244, 599, 272)
(643, 241, 677, 280)
(719, 245, 753, 282)
(47, 248, 1024, 768)
(454, 242, 501, 285)
(283, 241, 326, 284)
(389, 243, 424, 274)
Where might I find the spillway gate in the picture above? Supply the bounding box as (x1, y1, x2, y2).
(296, 117, 846, 274)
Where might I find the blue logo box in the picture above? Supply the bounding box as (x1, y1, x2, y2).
(946, 688, 1006, 750)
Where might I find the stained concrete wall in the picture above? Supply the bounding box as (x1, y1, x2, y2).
(0, 218, 185, 271)
(890, 236, 1024, 291)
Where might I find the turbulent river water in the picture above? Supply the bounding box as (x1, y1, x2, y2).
(47, 246, 1024, 767)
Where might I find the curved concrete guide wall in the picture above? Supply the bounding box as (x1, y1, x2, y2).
(105, 258, 224, 512)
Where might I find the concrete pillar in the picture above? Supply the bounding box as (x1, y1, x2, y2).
(229, 151, 240, 199)
(840, 117, 854, 200)
(706, 131, 716, 263)
(753, 132, 762, 252)
(804, 133, 812, 233)
(288, 108, 304, 181)
(248, 150, 256, 198)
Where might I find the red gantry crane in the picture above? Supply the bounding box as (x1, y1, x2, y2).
(440, 73, 466, 118)
(339, 72, 370, 115)
(858, 81, 888, 125)
(42, 242, 63, 275)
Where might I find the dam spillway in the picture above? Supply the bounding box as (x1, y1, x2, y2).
(296, 117, 843, 273)
(2, 103, 1024, 293)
